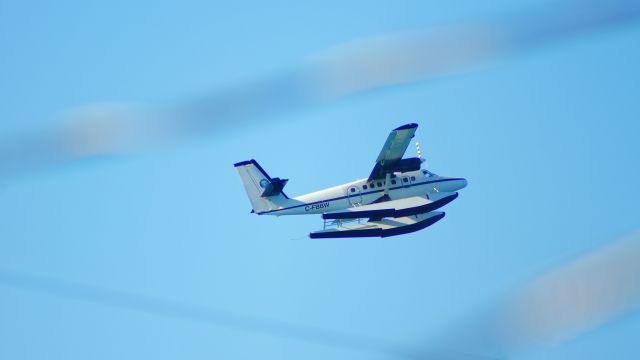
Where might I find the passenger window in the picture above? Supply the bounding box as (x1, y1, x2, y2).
(411, 176, 416, 181)
(403, 178, 408, 183)
(377, 182, 382, 187)
(350, 188, 356, 193)
(363, 184, 368, 190)
(370, 183, 375, 188)
(391, 180, 396, 185)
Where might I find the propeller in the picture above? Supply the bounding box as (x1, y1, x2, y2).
(416, 141, 427, 165)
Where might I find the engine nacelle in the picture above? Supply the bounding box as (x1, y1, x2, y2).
(391, 157, 422, 173)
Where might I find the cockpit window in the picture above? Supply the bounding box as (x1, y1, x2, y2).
(422, 169, 436, 177)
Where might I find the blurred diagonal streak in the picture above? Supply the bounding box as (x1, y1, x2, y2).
(0, 268, 411, 358)
(419, 231, 640, 359)
(2, 0, 640, 178)
(2, 233, 639, 359)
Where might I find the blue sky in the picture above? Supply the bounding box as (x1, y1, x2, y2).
(1, 1, 639, 359)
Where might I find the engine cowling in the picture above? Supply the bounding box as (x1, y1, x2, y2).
(391, 157, 422, 173)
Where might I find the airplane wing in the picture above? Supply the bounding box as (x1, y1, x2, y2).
(368, 123, 419, 181)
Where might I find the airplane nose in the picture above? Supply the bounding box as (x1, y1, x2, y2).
(449, 178, 468, 191)
(437, 177, 468, 192)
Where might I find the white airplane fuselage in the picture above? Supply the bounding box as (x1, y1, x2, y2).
(256, 169, 467, 216)
(235, 123, 466, 237)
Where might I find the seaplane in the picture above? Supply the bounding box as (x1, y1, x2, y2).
(234, 123, 467, 238)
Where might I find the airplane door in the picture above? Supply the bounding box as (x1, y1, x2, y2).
(347, 186, 362, 206)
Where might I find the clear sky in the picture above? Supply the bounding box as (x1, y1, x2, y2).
(1, 1, 639, 359)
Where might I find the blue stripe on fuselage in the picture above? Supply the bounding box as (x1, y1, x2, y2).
(256, 178, 463, 215)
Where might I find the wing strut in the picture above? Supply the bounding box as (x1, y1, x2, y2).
(383, 173, 391, 196)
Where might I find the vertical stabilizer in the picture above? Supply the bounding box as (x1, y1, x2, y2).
(234, 159, 293, 214)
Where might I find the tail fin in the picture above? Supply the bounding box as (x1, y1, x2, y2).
(234, 159, 293, 214)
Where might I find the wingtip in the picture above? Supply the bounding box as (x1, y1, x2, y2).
(394, 123, 418, 131)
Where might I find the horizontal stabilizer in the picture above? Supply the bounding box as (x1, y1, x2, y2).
(310, 212, 445, 239)
(261, 177, 288, 197)
(322, 193, 457, 220)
